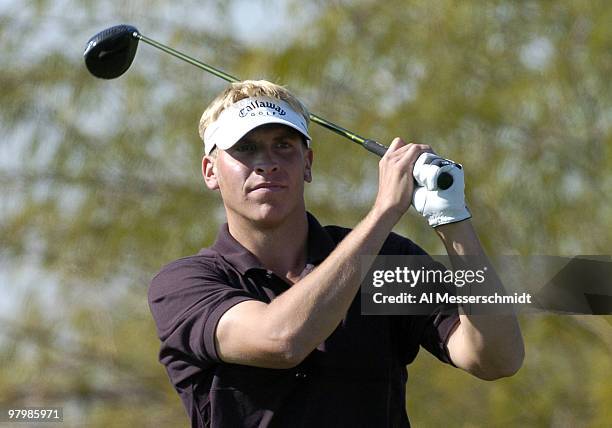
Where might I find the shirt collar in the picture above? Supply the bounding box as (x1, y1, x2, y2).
(206, 212, 336, 275)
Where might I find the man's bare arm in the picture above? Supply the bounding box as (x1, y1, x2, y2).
(438, 220, 525, 380)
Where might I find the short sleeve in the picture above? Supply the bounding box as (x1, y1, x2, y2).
(148, 256, 257, 369)
(385, 233, 460, 366)
(417, 304, 460, 365)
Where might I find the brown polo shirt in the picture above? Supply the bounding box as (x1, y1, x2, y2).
(148, 212, 459, 428)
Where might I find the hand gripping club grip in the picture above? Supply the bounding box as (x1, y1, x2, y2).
(412, 153, 457, 191)
(364, 141, 454, 191)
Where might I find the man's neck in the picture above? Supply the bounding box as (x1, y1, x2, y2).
(227, 209, 309, 281)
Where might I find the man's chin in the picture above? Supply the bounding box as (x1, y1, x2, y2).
(248, 206, 289, 228)
(238, 202, 302, 228)
(224, 199, 305, 228)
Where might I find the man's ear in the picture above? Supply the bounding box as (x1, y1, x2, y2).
(202, 155, 219, 190)
(304, 148, 313, 183)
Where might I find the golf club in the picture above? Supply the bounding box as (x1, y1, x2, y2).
(84, 24, 453, 190)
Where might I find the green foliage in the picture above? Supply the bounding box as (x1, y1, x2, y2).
(0, 0, 610, 426)
(408, 315, 612, 426)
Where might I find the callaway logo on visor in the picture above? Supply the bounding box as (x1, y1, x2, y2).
(238, 100, 287, 118)
(203, 96, 311, 155)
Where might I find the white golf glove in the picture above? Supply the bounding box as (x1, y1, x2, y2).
(412, 153, 471, 227)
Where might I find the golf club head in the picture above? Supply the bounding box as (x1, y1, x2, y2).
(84, 24, 140, 79)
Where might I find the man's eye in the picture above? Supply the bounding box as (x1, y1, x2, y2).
(236, 143, 256, 152)
(276, 141, 293, 149)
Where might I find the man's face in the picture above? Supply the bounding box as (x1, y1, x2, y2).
(203, 124, 313, 227)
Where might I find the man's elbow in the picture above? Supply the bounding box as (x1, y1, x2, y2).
(262, 332, 310, 369)
(474, 347, 525, 381)
(477, 362, 522, 381)
(269, 343, 305, 369)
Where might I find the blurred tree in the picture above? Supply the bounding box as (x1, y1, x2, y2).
(0, 0, 610, 426)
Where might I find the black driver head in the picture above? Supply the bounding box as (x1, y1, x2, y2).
(84, 24, 140, 79)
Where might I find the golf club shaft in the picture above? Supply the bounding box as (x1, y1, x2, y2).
(135, 32, 389, 157)
(137, 33, 240, 84)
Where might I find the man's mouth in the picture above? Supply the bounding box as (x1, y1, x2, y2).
(249, 182, 287, 192)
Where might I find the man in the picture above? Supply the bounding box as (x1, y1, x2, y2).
(148, 80, 524, 427)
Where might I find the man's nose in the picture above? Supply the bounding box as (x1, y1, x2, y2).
(253, 151, 279, 174)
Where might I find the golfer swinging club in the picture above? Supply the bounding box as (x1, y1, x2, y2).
(148, 80, 524, 427)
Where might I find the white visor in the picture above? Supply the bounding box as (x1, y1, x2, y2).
(203, 96, 311, 155)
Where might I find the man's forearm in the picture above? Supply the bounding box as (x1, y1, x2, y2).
(436, 220, 525, 379)
(264, 207, 399, 362)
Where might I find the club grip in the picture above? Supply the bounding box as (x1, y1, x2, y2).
(363, 139, 388, 157)
(413, 153, 456, 190)
(365, 140, 454, 190)
(436, 172, 453, 190)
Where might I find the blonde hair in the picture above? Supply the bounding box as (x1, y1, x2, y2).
(198, 80, 310, 143)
